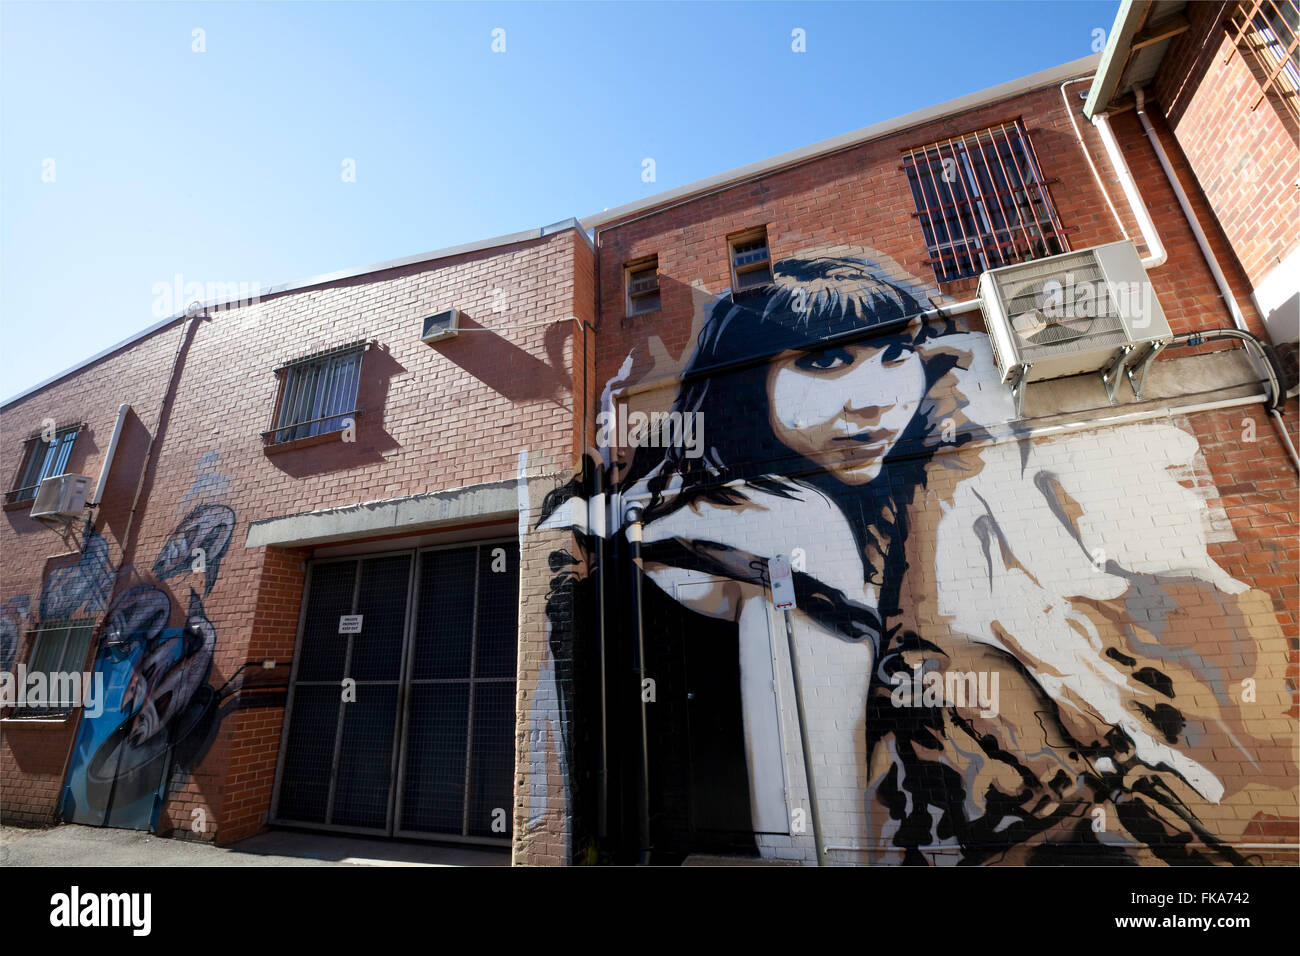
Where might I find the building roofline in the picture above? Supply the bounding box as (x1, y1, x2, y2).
(3, 52, 1105, 410)
(578, 53, 1102, 233)
(1, 218, 589, 409)
(1084, 0, 1151, 119)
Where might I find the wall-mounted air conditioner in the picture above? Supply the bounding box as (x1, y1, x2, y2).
(978, 240, 1172, 415)
(30, 474, 91, 522)
(420, 308, 460, 344)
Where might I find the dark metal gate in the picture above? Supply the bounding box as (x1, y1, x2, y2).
(271, 541, 519, 844)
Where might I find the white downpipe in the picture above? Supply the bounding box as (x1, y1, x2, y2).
(1091, 97, 1298, 468)
(1061, 78, 1131, 243)
(1133, 89, 1248, 332)
(1128, 90, 1298, 473)
(1092, 111, 1167, 269)
(91, 403, 130, 505)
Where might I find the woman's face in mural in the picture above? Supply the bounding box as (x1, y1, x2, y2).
(767, 337, 925, 485)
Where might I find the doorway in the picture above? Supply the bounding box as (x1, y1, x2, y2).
(271, 541, 519, 844)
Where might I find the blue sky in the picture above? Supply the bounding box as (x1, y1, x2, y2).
(1, 0, 1116, 401)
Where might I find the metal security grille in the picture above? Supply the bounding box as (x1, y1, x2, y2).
(397, 542, 519, 840)
(12, 619, 94, 716)
(1230, 0, 1300, 119)
(264, 341, 368, 445)
(274, 554, 411, 833)
(272, 541, 519, 844)
(6, 425, 81, 504)
(902, 119, 1069, 284)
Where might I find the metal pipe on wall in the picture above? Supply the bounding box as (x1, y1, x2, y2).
(1133, 89, 1248, 331)
(1130, 88, 1298, 470)
(1060, 76, 1132, 244)
(1092, 110, 1168, 269)
(622, 501, 652, 859)
(119, 313, 193, 559)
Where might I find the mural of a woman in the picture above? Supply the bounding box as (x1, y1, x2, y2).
(545, 246, 1296, 863)
(619, 249, 973, 852)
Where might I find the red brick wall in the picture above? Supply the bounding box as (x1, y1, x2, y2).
(1, 227, 593, 838)
(2, 325, 180, 823)
(593, 77, 1276, 387)
(1156, 2, 1299, 292)
(1199, 402, 1299, 865)
(1193, 402, 1299, 687)
(178, 545, 307, 845)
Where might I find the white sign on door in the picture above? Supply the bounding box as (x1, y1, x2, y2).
(338, 614, 363, 635)
(768, 555, 796, 610)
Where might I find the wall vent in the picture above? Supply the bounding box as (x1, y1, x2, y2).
(420, 309, 460, 344)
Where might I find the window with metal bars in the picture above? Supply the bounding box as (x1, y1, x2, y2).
(264, 341, 368, 445)
(6, 424, 82, 504)
(11, 620, 95, 716)
(1229, 0, 1300, 120)
(902, 119, 1070, 284)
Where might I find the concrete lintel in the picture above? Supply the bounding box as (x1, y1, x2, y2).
(245, 479, 520, 549)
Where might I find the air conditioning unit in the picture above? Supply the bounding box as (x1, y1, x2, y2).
(978, 240, 1171, 415)
(420, 308, 460, 344)
(30, 474, 91, 522)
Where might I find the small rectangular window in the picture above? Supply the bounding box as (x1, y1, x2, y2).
(625, 257, 661, 316)
(729, 228, 773, 292)
(265, 341, 368, 445)
(11, 620, 95, 716)
(6, 425, 81, 505)
(902, 119, 1070, 284)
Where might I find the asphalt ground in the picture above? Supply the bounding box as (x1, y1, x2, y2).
(0, 822, 510, 867)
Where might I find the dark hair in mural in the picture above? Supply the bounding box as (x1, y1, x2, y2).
(625, 254, 966, 608)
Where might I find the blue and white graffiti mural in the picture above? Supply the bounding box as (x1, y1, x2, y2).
(40, 527, 113, 621)
(57, 453, 267, 832)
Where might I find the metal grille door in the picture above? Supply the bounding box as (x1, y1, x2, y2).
(272, 542, 518, 844)
(274, 554, 411, 834)
(397, 543, 518, 840)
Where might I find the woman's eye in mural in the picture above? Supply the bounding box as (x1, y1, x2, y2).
(878, 341, 916, 366)
(795, 347, 855, 372)
(793, 341, 916, 374)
